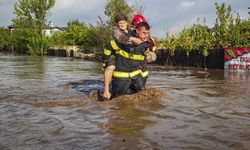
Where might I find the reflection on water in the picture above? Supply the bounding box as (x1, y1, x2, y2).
(0, 54, 249, 150)
(224, 71, 250, 80)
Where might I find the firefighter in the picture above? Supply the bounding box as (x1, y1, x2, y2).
(103, 14, 143, 100)
(102, 22, 151, 99)
(131, 14, 157, 63)
(103, 14, 156, 100)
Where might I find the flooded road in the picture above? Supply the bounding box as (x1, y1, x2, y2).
(0, 54, 249, 150)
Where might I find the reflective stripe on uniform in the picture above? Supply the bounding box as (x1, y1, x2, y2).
(104, 48, 112, 56)
(101, 63, 106, 71)
(110, 40, 120, 50)
(110, 39, 146, 61)
(110, 40, 145, 61)
(115, 49, 145, 61)
(141, 70, 149, 77)
(113, 70, 142, 78)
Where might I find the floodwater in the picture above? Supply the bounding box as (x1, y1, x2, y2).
(0, 54, 249, 150)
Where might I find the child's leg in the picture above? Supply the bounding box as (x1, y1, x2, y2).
(103, 65, 115, 100)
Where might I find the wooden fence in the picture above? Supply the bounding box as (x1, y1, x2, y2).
(155, 49, 224, 70)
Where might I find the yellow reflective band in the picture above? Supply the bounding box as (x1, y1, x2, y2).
(101, 63, 106, 71)
(104, 48, 112, 56)
(141, 71, 149, 77)
(110, 40, 145, 61)
(113, 70, 142, 78)
(116, 49, 145, 61)
(110, 40, 120, 50)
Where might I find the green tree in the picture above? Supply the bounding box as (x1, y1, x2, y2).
(64, 20, 91, 47)
(163, 30, 179, 55)
(12, 0, 55, 55)
(239, 18, 250, 47)
(189, 18, 213, 57)
(51, 20, 105, 54)
(178, 27, 195, 56)
(88, 16, 111, 55)
(50, 31, 67, 47)
(0, 27, 10, 50)
(11, 29, 37, 54)
(228, 13, 242, 47)
(105, 0, 134, 26)
(64, 20, 98, 53)
(213, 2, 233, 48)
(163, 19, 213, 58)
(161, 1, 248, 67)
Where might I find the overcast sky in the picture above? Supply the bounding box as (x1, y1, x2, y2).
(0, 0, 249, 38)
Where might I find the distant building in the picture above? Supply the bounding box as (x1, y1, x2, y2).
(7, 24, 65, 37)
(42, 25, 66, 37)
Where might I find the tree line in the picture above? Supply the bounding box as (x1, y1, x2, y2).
(0, 0, 249, 57)
(161, 2, 250, 58)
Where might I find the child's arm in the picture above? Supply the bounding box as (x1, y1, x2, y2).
(112, 27, 142, 45)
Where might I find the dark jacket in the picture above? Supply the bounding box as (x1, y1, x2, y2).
(103, 31, 150, 72)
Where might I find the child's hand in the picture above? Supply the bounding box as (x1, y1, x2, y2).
(130, 37, 143, 45)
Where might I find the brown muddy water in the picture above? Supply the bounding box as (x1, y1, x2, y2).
(0, 54, 249, 150)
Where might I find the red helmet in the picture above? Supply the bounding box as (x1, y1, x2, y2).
(131, 14, 148, 28)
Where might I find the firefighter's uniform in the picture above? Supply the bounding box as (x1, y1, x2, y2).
(102, 38, 150, 98)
